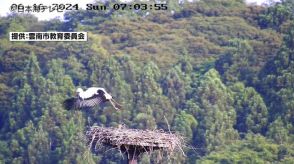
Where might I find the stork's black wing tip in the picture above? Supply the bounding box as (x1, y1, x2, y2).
(63, 97, 76, 110)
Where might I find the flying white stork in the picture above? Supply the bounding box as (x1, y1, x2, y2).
(63, 87, 122, 110)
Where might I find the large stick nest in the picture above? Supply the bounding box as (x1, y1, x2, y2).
(86, 126, 185, 155)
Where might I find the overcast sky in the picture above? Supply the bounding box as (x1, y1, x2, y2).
(0, 0, 280, 21)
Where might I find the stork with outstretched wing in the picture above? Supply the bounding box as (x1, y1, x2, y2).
(63, 87, 122, 110)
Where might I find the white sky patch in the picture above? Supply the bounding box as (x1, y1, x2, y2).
(246, 0, 279, 5)
(0, 0, 281, 21)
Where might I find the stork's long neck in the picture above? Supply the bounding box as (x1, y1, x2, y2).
(98, 88, 112, 100)
(104, 93, 112, 100)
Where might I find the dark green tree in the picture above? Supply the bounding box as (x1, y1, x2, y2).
(231, 82, 268, 135)
(193, 69, 239, 153)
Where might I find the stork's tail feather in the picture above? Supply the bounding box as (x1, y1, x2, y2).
(63, 98, 76, 110)
(110, 99, 122, 110)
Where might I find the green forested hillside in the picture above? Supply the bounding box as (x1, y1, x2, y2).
(0, 0, 293, 163)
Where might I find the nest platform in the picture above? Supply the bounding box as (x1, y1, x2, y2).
(86, 126, 184, 164)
